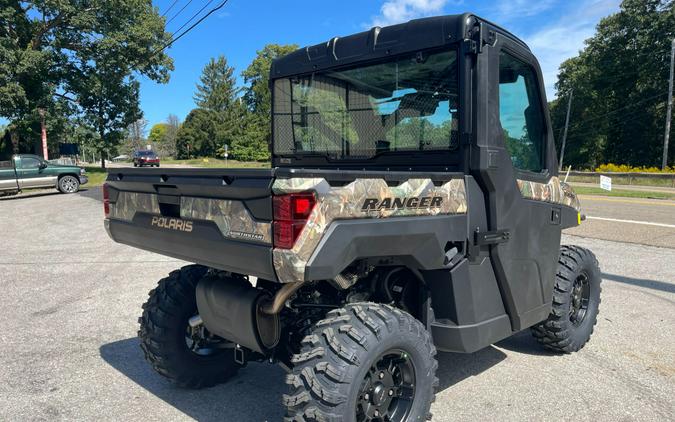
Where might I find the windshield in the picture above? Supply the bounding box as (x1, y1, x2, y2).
(136, 151, 156, 157)
(272, 49, 459, 160)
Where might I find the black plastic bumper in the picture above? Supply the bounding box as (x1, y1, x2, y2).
(105, 218, 277, 281)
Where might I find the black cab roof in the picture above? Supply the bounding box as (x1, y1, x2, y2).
(270, 13, 529, 79)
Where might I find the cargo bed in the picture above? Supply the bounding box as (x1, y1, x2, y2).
(104, 167, 278, 280)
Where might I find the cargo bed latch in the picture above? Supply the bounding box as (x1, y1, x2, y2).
(474, 229, 510, 246)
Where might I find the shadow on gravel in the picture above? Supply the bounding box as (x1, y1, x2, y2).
(495, 329, 555, 356)
(100, 337, 287, 421)
(77, 186, 102, 202)
(602, 272, 675, 294)
(101, 337, 510, 417)
(436, 346, 507, 391)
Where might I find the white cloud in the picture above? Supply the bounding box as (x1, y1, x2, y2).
(367, 0, 455, 27)
(520, 0, 621, 98)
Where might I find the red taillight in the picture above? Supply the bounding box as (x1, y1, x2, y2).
(103, 183, 110, 217)
(273, 192, 316, 249)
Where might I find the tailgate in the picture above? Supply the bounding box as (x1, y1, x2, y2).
(104, 167, 277, 280)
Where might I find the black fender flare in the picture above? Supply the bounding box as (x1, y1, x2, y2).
(304, 214, 468, 281)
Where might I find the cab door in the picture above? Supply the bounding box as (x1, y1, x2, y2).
(17, 156, 54, 189)
(471, 32, 562, 331)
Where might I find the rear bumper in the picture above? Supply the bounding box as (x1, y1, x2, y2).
(79, 175, 89, 185)
(104, 217, 277, 281)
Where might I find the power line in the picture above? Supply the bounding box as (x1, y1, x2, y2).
(564, 102, 668, 142)
(162, 0, 229, 51)
(161, 0, 181, 17)
(171, 0, 216, 37)
(125, 0, 229, 74)
(166, 0, 195, 25)
(553, 91, 669, 133)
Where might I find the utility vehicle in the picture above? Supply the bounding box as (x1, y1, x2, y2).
(104, 13, 601, 422)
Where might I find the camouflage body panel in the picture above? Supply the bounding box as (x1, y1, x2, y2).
(272, 178, 468, 284)
(108, 191, 160, 221)
(108, 192, 271, 244)
(517, 177, 580, 211)
(181, 197, 272, 244)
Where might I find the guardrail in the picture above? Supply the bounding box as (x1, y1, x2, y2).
(567, 171, 675, 187)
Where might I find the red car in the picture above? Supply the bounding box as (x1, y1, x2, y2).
(133, 150, 160, 167)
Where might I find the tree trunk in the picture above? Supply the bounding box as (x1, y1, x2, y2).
(9, 128, 19, 154)
(99, 126, 106, 169)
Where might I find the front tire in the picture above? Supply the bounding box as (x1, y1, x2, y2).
(58, 175, 80, 193)
(138, 265, 241, 388)
(284, 303, 438, 422)
(532, 245, 602, 353)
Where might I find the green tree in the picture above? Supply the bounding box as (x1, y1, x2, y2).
(148, 121, 179, 158)
(148, 123, 167, 144)
(194, 56, 238, 113)
(241, 44, 298, 159)
(0, 1, 174, 167)
(228, 107, 271, 161)
(551, 0, 675, 168)
(176, 108, 220, 158)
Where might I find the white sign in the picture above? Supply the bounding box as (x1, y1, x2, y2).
(224, 153, 229, 158)
(600, 175, 612, 191)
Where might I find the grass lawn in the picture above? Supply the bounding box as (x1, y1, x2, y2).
(568, 175, 675, 188)
(574, 186, 675, 200)
(83, 166, 108, 187)
(161, 158, 270, 168)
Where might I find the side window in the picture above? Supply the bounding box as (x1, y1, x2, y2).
(21, 157, 42, 169)
(499, 52, 546, 173)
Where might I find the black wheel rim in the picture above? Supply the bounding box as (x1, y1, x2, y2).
(570, 272, 591, 326)
(356, 349, 416, 422)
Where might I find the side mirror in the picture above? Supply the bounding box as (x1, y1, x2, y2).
(39, 162, 48, 169)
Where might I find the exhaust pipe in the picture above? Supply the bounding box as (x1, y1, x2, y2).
(260, 281, 304, 315)
(196, 276, 280, 354)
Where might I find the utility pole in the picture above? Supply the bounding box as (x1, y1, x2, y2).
(662, 39, 675, 170)
(559, 89, 573, 170)
(38, 108, 49, 160)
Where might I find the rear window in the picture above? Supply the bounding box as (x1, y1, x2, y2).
(272, 49, 459, 160)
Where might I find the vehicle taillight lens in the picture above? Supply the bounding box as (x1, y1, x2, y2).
(273, 192, 316, 249)
(103, 183, 110, 218)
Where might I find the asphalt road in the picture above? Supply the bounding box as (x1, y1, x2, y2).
(567, 195, 675, 248)
(0, 188, 673, 421)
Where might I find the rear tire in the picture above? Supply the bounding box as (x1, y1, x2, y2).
(532, 245, 601, 353)
(284, 303, 438, 422)
(138, 265, 241, 389)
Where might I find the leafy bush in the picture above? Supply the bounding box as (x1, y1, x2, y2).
(595, 163, 675, 174)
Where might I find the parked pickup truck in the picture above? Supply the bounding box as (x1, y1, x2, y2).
(0, 154, 88, 195)
(104, 13, 601, 422)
